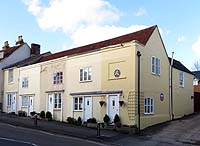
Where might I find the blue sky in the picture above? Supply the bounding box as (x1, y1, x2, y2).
(0, 0, 200, 69)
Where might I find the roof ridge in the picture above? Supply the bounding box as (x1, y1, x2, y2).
(40, 25, 157, 62)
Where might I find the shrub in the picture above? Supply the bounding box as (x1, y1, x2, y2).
(67, 117, 77, 125)
(114, 114, 120, 124)
(40, 111, 45, 118)
(103, 114, 110, 125)
(77, 117, 82, 126)
(30, 111, 36, 116)
(46, 111, 52, 121)
(87, 118, 97, 123)
(114, 114, 121, 128)
(18, 110, 27, 117)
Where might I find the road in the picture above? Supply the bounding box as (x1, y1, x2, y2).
(0, 123, 106, 146)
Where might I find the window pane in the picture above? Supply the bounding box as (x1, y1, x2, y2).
(80, 69, 83, 81)
(88, 67, 92, 80)
(84, 68, 87, 80)
(152, 57, 155, 73)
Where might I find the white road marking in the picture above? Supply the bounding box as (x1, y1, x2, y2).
(0, 137, 38, 146)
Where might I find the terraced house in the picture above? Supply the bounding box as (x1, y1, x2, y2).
(2, 25, 194, 129)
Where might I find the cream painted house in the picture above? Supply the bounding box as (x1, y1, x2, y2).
(2, 25, 194, 129)
(3, 51, 50, 115)
(38, 25, 193, 129)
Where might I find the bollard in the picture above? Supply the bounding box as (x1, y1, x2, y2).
(34, 114, 38, 127)
(97, 122, 101, 137)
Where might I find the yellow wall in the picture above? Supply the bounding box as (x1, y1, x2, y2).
(137, 27, 170, 129)
(40, 58, 66, 121)
(172, 68, 194, 118)
(3, 68, 19, 112)
(19, 64, 41, 113)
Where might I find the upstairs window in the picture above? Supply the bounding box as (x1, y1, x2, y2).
(22, 77, 28, 88)
(179, 71, 184, 87)
(80, 67, 92, 82)
(151, 56, 160, 75)
(8, 69, 13, 83)
(53, 72, 63, 84)
(144, 97, 154, 114)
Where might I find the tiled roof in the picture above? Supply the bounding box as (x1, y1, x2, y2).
(193, 71, 200, 79)
(40, 25, 157, 62)
(3, 52, 51, 70)
(0, 45, 22, 61)
(168, 57, 193, 75)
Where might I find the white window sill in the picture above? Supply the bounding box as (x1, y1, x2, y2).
(144, 112, 154, 115)
(79, 80, 92, 83)
(73, 110, 83, 112)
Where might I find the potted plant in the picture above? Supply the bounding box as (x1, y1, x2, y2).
(99, 101, 105, 107)
(119, 101, 125, 107)
(103, 114, 110, 125)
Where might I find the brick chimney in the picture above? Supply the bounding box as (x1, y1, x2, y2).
(16, 35, 24, 45)
(31, 43, 40, 56)
(2, 41, 9, 50)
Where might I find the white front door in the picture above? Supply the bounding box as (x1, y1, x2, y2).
(48, 94, 54, 115)
(108, 95, 119, 123)
(12, 93, 16, 113)
(29, 96, 34, 115)
(84, 96, 92, 121)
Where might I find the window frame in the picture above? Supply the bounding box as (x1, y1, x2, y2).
(53, 72, 63, 85)
(144, 96, 154, 115)
(7, 93, 12, 107)
(22, 77, 29, 88)
(179, 71, 184, 87)
(73, 97, 83, 111)
(21, 96, 28, 107)
(80, 67, 92, 82)
(8, 69, 14, 83)
(151, 56, 160, 75)
(54, 92, 62, 109)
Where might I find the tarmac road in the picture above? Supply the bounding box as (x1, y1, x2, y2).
(0, 123, 107, 146)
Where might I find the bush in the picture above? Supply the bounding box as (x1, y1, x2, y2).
(87, 118, 97, 123)
(18, 110, 27, 117)
(114, 114, 121, 128)
(77, 117, 82, 126)
(67, 117, 77, 125)
(46, 111, 52, 121)
(114, 114, 120, 124)
(40, 111, 45, 118)
(30, 111, 36, 116)
(103, 114, 110, 125)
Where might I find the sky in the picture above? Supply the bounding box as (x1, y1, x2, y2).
(0, 0, 200, 70)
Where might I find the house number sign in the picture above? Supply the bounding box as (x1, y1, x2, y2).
(114, 69, 121, 78)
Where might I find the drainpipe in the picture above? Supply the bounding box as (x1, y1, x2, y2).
(169, 52, 174, 120)
(137, 51, 141, 133)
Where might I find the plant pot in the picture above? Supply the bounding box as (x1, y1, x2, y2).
(119, 101, 124, 107)
(99, 101, 105, 107)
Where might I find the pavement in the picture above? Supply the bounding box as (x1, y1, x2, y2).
(1, 113, 200, 146)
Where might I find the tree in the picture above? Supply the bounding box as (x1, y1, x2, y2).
(192, 60, 200, 71)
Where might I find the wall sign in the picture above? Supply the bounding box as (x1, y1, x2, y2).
(114, 69, 121, 78)
(160, 93, 164, 101)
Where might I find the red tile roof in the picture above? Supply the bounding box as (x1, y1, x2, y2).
(40, 25, 157, 62)
(0, 45, 22, 61)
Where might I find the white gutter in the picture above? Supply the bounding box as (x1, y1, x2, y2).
(169, 52, 174, 120)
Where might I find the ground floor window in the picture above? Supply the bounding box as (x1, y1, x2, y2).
(22, 96, 28, 107)
(73, 97, 83, 111)
(7, 94, 12, 107)
(144, 97, 154, 114)
(54, 92, 62, 109)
